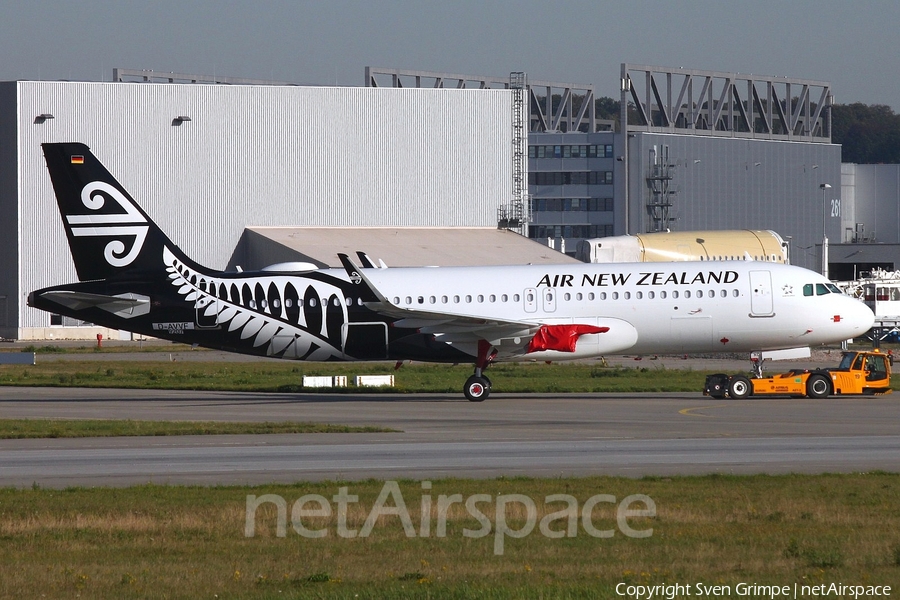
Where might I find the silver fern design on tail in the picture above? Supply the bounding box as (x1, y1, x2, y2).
(163, 248, 346, 360)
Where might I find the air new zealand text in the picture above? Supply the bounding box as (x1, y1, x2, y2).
(536, 270, 740, 288)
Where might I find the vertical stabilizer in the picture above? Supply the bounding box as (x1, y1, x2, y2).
(41, 142, 200, 281)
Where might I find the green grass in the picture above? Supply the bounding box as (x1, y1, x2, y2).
(7, 342, 200, 354)
(0, 360, 711, 393)
(0, 419, 397, 438)
(1, 473, 899, 598)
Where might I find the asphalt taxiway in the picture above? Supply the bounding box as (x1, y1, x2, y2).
(0, 387, 898, 487)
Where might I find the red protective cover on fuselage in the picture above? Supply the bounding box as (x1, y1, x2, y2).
(526, 324, 609, 353)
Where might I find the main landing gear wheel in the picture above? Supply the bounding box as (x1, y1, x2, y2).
(464, 375, 490, 402)
(464, 339, 496, 402)
(728, 375, 752, 399)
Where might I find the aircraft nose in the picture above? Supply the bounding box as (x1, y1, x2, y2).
(843, 297, 875, 335)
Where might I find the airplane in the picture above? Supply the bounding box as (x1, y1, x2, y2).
(29, 142, 875, 401)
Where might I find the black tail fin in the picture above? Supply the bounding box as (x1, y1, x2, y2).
(42, 142, 202, 282)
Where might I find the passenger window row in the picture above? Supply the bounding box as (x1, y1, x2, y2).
(391, 289, 741, 306)
(562, 289, 740, 301)
(393, 294, 522, 305)
(245, 296, 365, 310)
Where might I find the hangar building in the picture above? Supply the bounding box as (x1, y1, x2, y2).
(368, 66, 845, 273)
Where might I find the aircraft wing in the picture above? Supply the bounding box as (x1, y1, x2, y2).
(337, 254, 610, 353)
(337, 253, 537, 343)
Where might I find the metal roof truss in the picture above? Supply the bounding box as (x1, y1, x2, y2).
(621, 64, 831, 142)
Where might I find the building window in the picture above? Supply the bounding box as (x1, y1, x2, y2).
(528, 224, 614, 239)
(529, 171, 613, 186)
(530, 144, 615, 159)
(531, 197, 613, 213)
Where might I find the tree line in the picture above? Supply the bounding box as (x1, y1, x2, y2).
(832, 103, 900, 164)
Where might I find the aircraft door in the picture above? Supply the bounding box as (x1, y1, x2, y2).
(542, 287, 557, 313)
(195, 281, 220, 328)
(749, 270, 774, 316)
(523, 288, 537, 313)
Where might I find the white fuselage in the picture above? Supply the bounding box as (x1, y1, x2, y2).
(352, 260, 873, 360)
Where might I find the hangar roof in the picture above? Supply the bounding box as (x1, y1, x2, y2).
(240, 227, 579, 268)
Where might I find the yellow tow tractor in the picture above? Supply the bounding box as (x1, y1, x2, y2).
(703, 350, 893, 399)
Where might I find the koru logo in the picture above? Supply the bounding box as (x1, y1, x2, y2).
(66, 181, 149, 267)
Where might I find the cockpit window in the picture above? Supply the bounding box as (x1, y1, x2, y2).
(806, 282, 842, 296)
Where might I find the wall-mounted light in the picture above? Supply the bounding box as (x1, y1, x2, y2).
(34, 113, 54, 124)
(172, 115, 192, 126)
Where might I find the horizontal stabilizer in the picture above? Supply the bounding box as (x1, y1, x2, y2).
(37, 290, 150, 319)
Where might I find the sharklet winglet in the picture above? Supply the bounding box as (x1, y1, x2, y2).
(337, 253, 382, 303)
(356, 251, 377, 269)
